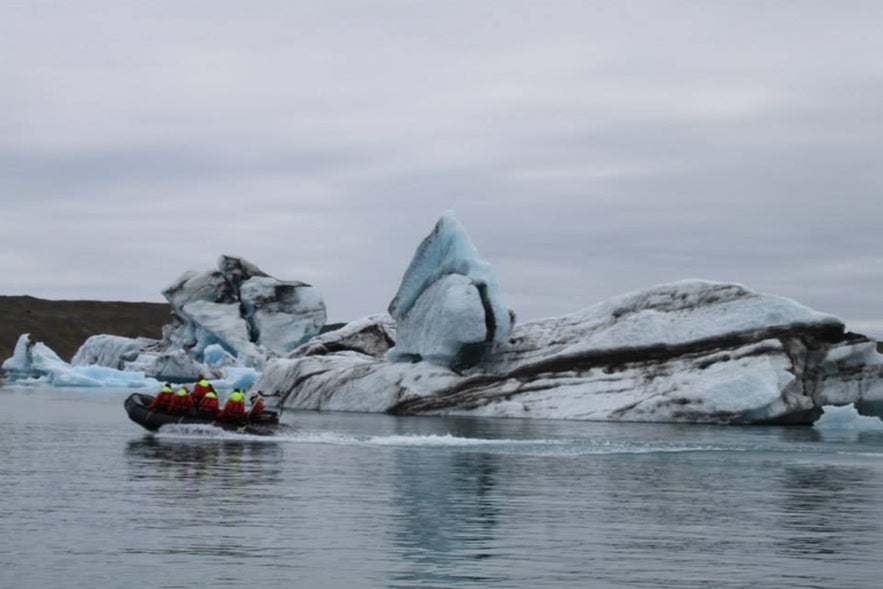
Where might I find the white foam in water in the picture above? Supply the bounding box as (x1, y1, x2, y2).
(151, 427, 506, 447)
(150, 424, 819, 456)
(280, 431, 533, 448)
(154, 423, 296, 442)
(364, 434, 561, 447)
(156, 423, 239, 439)
(274, 431, 758, 457)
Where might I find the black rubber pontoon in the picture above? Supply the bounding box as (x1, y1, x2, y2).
(125, 393, 293, 436)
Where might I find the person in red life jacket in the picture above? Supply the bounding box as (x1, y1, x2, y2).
(149, 383, 175, 412)
(218, 389, 247, 423)
(197, 389, 220, 419)
(191, 374, 211, 406)
(247, 392, 265, 421)
(167, 385, 194, 416)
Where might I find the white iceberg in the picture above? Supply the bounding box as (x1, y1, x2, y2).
(255, 272, 883, 424)
(257, 214, 883, 424)
(71, 334, 160, 369)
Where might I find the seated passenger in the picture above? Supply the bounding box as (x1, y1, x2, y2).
(168, 386, 194, 416)
(218, 389, 247, 423)
(248, 392, 265, 420)
(198, 390, 220, 419)
(191, 374, 211, 405)
(149, 383, 175, 411)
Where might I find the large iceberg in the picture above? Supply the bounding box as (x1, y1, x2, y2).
(253, 213, 883, 424)
(387, 211, 514, 371)
(257, 280, 883, 423)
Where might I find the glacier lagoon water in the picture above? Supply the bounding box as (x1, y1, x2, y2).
(2, 386, 883, 589)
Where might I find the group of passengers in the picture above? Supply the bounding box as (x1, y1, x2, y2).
(148, 374, 267, 424)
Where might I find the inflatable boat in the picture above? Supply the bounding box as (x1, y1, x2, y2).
(124, 393, 293, 436)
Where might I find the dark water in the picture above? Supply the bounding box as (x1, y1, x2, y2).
(2, 386, 883, 588)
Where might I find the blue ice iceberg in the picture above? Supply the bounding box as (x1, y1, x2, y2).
(1, 333, 257, 391)
(161, 255, 326, 367)
(2, 334, 158, 388)
(814, 404, 883, 432)
(1, 255, 325, 388)
(387, 211, 514, 370)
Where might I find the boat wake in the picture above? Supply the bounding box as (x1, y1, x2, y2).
(154, 423, 297, 442)
(152, 405, 883, 456)
(264, 431, 773, 457)
(149, 426, 883, 458)
(151, 425, 676, 454)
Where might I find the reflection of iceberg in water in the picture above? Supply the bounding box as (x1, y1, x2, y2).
(387, 419, 503, 587)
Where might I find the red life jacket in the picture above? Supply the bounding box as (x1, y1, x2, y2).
(219, 392, 246, 421)
(168, 390, 194, 414)
(149, 388, 174, 411)
(198, 393, 219, 417)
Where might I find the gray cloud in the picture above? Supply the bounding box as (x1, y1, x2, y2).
(1, 2, 881, 338)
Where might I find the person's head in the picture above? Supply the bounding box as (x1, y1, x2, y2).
(249, 393, 259, 403)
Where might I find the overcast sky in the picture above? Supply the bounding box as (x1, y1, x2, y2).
(1, 2, 881, 337)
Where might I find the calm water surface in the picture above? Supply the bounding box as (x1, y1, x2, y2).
(2, 386, 882, 588)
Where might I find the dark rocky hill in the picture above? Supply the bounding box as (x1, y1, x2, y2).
(0, 296, 171, 364)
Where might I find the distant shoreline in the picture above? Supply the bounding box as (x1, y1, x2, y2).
(0, 295, 171, 363)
